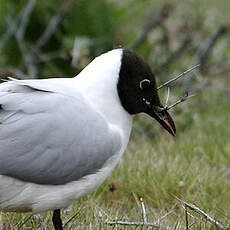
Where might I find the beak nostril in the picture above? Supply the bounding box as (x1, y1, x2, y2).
(142, 98, 151, 108)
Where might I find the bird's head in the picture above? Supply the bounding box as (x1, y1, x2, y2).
(117, 49, 176, 136)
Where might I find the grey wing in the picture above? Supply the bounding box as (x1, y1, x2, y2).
(0, 80, 121, 185)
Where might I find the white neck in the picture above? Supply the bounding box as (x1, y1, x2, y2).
(73, 49, 133, 140)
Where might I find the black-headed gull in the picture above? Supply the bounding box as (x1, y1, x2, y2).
(0, 49, 175, 230)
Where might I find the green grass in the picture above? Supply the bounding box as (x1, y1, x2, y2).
(1, 80, 230, 229)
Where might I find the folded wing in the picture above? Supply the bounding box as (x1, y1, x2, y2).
(0, 79, 121, 185)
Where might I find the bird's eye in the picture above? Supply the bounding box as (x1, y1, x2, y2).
(139, 79, 151, 90)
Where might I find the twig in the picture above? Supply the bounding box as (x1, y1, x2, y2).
(157, 64, 200, 90)
(198, 26, 229, 72)
(129, 3, 173, 50)
(34, 14, 62, 49)
(154, 37, 191, 74)
(154, 209, 174, 225)
(34, 51, 66, 63)
(7, 67, 29, 79)
(154, 66, 199, 113)
(17, 0, 37, 40)
(10, 0, 38, 78)
(173, 195, 225, 230)
(181, 204, 200, 220)
(0, 12, 23, 45)
(140, 197, 148, 223)
(15, 36, 38, 78)
(166, 92, 195, 111)
(34, 0, 73, 50)
(2, 1, 39, 78)
(107, 197, 171, 229)
(182, 25, 229, 93)
(153, 91, 195, 113)
(107, 221, 171, 229)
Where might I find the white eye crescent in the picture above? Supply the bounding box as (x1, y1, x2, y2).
(139, 79, 151, 90)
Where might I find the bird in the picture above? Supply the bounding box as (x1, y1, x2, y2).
(0, 48, 176, 230)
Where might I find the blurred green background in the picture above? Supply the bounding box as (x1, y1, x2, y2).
(0, 0, 229, 80)
(0, 0, 230, 229)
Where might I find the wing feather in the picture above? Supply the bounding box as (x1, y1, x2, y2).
(0, 80, 121, 185)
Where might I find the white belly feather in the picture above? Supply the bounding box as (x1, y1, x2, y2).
(0, 121, 132, 213)
(0, 148, 122, 213)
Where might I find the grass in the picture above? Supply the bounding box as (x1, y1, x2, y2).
(1, 78, 230, 229)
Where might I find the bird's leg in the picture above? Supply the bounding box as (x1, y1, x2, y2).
(52, 209, 63, 230)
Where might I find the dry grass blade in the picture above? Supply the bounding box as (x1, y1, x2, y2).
(165, 87, 170, 107)
(106, 197, 171, 230)
(63, 210, 81, 228)
(107, 220, 172, 229)
(140, 197, 148, 223)
(17, 214, 33, 230)
(173, 195, 225, 230)
(154, 206, 176, 225)
(157, 64, 200, 90)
